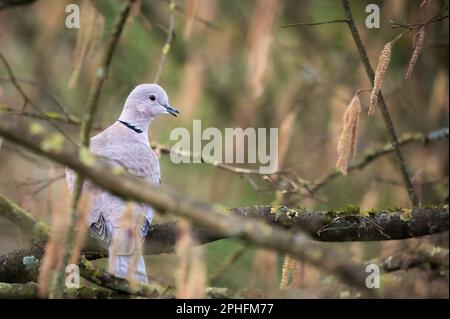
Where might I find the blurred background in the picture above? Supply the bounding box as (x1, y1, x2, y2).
(0, 0, 448, 298)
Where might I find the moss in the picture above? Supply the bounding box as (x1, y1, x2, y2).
(325, 209, 337, 216)
(421, 203, 448, 209)
(340, 204, 361, 215)
(29, 122, 46, 135)
(398, 208, 413, 221)
(0, 282, 38, 298)
(41, 133, 65, 152)
(269, 206, 294, 221)
(319, 216, 334, 227)
(112, 165, 126, 175)
(79, 146, 95, 166)
(44, 111, 63, 119)
(32, 221, 50, 242)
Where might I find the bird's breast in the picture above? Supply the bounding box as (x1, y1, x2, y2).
(92, 141, 161, 185)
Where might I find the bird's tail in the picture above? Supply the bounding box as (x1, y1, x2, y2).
(108, 250, 149, 284)
(108, 226, 148, 284)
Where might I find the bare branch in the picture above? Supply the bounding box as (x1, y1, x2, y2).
(0, 53, 76, 145)
(160, 0, 219, 31)
(0, 105, 80, 126)
(281, 19, 349, 28)
(153, 0, 176, 83)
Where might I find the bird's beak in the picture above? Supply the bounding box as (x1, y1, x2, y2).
(162, 103, 180, 117)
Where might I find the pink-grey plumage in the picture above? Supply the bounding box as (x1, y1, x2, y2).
(66, 84, 179, 283)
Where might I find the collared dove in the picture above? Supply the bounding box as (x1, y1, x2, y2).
(66, 84, 179, 283)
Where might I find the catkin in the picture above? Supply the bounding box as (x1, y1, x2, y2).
(251, 249, 278, 294)
(38, 194, 70, 297)
(246, 0, 279, 98)
(277, 110, 297, 169)
(68, 0, 104, 88)
(69, 193, 91, 265)
(184, 0, 198, 39)
(336, 94, 361, 175)
(175, 219, 206, 298)
(405, 27, 425, 80)
(369, 41, 393, 116)
(127, 214, 145, 292)
(280, 255, 299, 289)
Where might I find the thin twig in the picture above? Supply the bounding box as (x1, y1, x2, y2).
(0, 77, 71, 118)
(160, 0, 219, 31)
(390, 5, 449, 29)
(281, 19, 349, 28)
(0, 105, 82, 127)
(313, 127, 449, 191)
(154, 0, 175, 83)
(0, 53, 77, 146)
(139, 12, 174, 36)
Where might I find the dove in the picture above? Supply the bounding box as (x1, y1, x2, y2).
(66, 83, 179, 283)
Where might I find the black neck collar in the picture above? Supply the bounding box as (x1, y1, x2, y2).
(118, 120, 143, 133)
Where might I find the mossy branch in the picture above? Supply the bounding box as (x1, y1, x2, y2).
(142, 204, 449, 254)
(2, 193, 448, 257)
(0, 282, 128, 299)
(0, 195, 168, 298)
(0, 193, 447, 297)
(372, 245, 449, 273)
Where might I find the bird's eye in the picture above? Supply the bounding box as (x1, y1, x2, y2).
(149, 95, 156, 101)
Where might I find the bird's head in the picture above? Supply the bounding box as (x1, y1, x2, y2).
(124, 84, 179, 119)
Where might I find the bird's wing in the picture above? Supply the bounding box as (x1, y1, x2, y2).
(90, 126, 160, 231)
(65, 125, 158, 241)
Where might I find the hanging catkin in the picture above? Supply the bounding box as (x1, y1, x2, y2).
(336, 93, 361, 175)
(405, 27, 425, 80)
(369, 41, 393, 116)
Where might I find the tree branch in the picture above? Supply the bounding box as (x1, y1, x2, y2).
(0, 0, 35, 11)
(0, 282, 129, 299)
(0, 120, 373, 290)
(2, 192, 448, 258)
(374, 245, 449, 273)
(0, 196, 170, 298)
(313, 128, 449, 191)
(0, 243, 43, 284)
(141, 204, 449, 254)
(341, 0, 419, 207)
(153, 0, 175, 83)
(0, 247, 248, 298)
(1, 192, 447, 296)
(281, 19, 349, 28)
